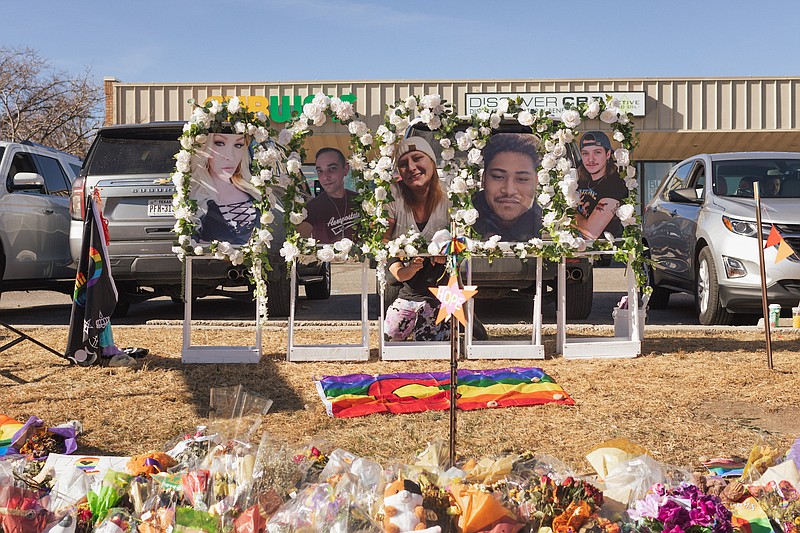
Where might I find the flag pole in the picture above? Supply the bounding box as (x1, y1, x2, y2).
(753, 182, 773, 370)
(448, 220, 458, 469)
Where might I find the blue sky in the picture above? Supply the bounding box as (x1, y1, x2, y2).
(11, 0, 800, 83)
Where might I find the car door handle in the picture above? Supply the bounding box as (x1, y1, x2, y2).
(42, 209, 54, 215)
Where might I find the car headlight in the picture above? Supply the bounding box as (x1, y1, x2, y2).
(722, 216, 758, 237)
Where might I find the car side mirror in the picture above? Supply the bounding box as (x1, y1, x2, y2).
(10, 172, 45, 190)
(668, 187, 702, 203)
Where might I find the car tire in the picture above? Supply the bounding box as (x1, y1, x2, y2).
(267, 262, 291, 317)
(644, 252, 671, 310)
(304, 262, 331, 300)
(112, 296, 131, 318)
(566, 266, 593, 320)
(696, 247, 733, 325)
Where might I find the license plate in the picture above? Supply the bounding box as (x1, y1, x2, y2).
(147, 199, 174, 217)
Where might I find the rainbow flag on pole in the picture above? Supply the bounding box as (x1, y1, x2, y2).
(315, 367, 574, 418)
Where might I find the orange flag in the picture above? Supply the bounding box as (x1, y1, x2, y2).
(776, 239, 796, 263)
(764, 225, 782, 248)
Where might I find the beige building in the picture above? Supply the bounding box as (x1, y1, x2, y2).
(104, 76, 800, 202)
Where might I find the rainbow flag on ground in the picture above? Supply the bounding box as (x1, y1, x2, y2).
(315, 367, 574, 418)
(0, 414, 23, 455)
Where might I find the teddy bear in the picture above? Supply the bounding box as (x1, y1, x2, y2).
(126, 451, 177, 478)
(382, 478, 441, 533)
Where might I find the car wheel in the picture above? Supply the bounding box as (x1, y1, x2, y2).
(696, 247, 733, 325)
(565, 266, 593, 320)
(112, 295, 131, 318)
(644, 252, 671, 310)
(266, 261, 291, 317)
(304, 262, 331, 300)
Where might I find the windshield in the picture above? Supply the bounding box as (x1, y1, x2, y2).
(88, 135, 179, 175)
(713, 159, 800, 198)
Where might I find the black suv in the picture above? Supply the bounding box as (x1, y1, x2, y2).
(69, 122, 330, 316)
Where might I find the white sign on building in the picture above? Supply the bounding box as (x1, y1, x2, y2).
(465, 92, 646, 116)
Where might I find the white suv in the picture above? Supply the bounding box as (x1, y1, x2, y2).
(643, 152, 800, 325)
(0, 140, 82, 300)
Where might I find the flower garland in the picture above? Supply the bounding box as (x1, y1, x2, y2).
(171, 96, 281, 317)
(276, 92, 372, 265)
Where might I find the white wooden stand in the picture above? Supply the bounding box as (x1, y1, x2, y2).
(379, 260, 451, 360)
(287, 260, 370, 362)
(465, 255, 545, 359)
(558, 252, 641, 359)
(181, 257, 262, 363)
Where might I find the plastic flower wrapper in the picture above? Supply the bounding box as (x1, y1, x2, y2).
(741, 438, 784, 485)
(46, 465, 92, 533)
(206, 448, 257, 520)
(232, 489, 284, 533)
(207, 385, 273, 445)
(747, 479, 800, 533)
(585, 438, 650, 480)
(510, 452, 575, 484)
(291, 439, 332, 488)
(448, 482, 523, 533)
(601, 454, 692, 515)
(0, 481, 57, 533)
(412, 440, 450, 480)
(316, 449, 383, 531)
(251, 435, 304, 500)
(138, 507, 176, 533)
(266, 482, 336, 532)
(174, 506, 219, 533)
(149, 471, 185, 510)
(627, 482, 733, 533)
(165, 427, 219, 471)
(182, 469, 211, 511)
(86, 469, 132, 525)
(462, 454, 517, 485)
(8, 416, 78, 459)
(94, 508, 135, 533)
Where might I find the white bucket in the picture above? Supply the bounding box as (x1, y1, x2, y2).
(612, 307, 646, 339)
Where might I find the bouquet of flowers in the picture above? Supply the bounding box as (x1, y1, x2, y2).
(508, 475, 606, 533)
(748, 480, 800, 533)
(627, 483, 733, 533)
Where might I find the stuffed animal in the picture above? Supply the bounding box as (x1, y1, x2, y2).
(382, 479, 441, 533)
(126, 451, 177, 478)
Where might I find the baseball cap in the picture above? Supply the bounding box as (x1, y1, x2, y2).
(580, 131, 612, 151)
(395, 136, 437, 165)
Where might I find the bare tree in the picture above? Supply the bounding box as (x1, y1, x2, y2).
(0, 47, 103, 157)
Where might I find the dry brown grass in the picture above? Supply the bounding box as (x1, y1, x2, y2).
(2, 324, 798, 474)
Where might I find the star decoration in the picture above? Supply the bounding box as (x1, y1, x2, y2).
(429, 274, 477, 326)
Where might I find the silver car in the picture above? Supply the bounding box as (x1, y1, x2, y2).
(643, 152, 800, 325)
(0, 140, 82, 300)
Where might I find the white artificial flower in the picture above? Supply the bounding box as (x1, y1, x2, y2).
(617, 203, 636, 226)
(552, 144, 567, 158)
(289, 211, 306, 225)
(538, 193, 552, 207)
(180, 136, 193, 150)
(585, 99, 601, 119)
(613, 131, 626, 142)
(441, 147, 455, 161)
(334, 238, 354, 253)
(543, 210, 558, 227)
(455, 132, 471, 151)
(556, 129, 575, 144)
(280, 241, 299, 262)
(360, 133, 373, 146)
(517, 110, 534, 126)
(404, 95, 418, 108)
(287, 158, 301, 174)
(617, 112, 630, 125)
(538, 169, 551, 184)
(462, 208, 479, 225)
(227, 96, 242, 114)
(172, 171, 185, 189)
(498, 98, 510, 114)
(178, 234, 190, 246)
(625, 178, 638, 190)
(376, 156, 393, 171)
(404, 244, 418, 256)
(608, 98, 621, 108)
(379, 144, 394, 157)
(193, 245, 205, 255)
(420, 94, 441, 109)
(561, 109, 581, 128)
(490, 113, 501, 129)
(208, 99, 222, 115)
(194, 133, 207, 146)
(574, 237, 587, 252)
(557, 157, 572, 174)
(428, 115, 442, 130)
(427, 241, 442, 255)
(348, 120, 368, 137)
(541, 154, 556, 170)
(614, 148, 630, 167)
(381, 130, 396, 145)
(349, 154, 366, 171)
(439, 138, 451, 149)
(330, 98, 355, 121)
(312, 92, 331, 107)
(467, 148, 483, 166)
(374, 186, 388, 201)
(258, 229, 273, 243)
(256, 111, 267, 123)
(317, 246, 335, 262)
(278, 128, 292, 146)
(230, 250, 245, 265)
(218, 241, 232, 255)
(450, 176, 468, 194)
(626, 165, 637, 178)
(600, 108, 619, 124)
(419, 108, 433, 125)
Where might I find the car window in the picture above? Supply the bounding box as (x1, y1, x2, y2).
(68, 162, 82, 177)
(689, 162, 706, 198)
(660, 162, 693, 199)
(89, 136, 179, 175)
(34, 154, 71, 196)
(6, 151, 38, 193)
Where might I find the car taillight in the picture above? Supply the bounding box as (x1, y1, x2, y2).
(70, 177, 85, 220)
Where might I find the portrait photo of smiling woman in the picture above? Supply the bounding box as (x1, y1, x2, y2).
(473, 133, 543, 241)
(192, 132, 261, 245)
